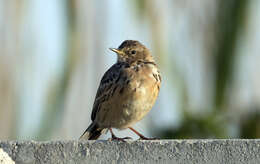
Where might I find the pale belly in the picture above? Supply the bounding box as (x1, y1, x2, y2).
(96, 78, 160, 129)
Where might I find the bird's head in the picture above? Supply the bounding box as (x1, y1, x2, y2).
(110, 40, 154, 63)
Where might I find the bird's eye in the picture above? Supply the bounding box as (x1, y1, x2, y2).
(131, 50, 136, 55)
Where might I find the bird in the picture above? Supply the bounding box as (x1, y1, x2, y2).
(80, 40, 161, 140)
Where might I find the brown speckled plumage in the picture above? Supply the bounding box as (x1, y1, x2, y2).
(80, 40, 161, 140)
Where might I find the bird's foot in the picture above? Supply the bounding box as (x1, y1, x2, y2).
(138, 136, 160, 140)
(128, 127, 159, 140)
(108, 128, 132, 142)
(109, 136, 132, 142)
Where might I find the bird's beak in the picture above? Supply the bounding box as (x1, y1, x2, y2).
(109, 48, 123, 55)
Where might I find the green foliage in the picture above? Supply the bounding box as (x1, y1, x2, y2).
(157, 112, 227, 139)
(214, 0, 249, 109)
(131, 0, 146, 18)
(240, 109, 260, 139)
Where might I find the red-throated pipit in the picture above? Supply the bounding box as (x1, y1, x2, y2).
(80, 40, 161, 140)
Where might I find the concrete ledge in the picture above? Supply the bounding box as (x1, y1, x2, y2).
(0, 139, 260, 164)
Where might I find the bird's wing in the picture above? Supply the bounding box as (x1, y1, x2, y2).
(91, 62, 128, 121)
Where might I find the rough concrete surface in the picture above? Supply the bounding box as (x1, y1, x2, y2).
(0, 139, 259, 164)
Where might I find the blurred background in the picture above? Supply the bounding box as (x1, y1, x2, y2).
(0, 0, 259, 140)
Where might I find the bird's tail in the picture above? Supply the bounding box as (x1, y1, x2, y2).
(79, 122, 107, 140)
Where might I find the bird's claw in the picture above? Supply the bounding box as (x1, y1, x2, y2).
(109, 136, 133, 142)
(138, 136, 159, 140)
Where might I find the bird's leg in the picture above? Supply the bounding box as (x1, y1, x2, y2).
(129, 127, 159, 140)
(109, 128, 132, 141)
